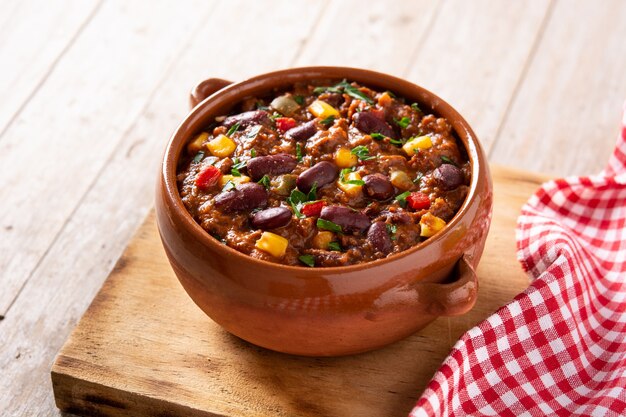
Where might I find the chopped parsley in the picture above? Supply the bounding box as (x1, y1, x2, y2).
(389, 137, 406, 146)
(394, 117, 411, 129)
(192, 151, 205, 164)
(221, 180, 235, 192)
(328, 241, 342, 252)
(230, 158, 246, 176)
(286, 184, 317, 219)
(246, 125, 262, 140)
(370, 133, 385, 141)
(298, 254, 316, 267)
(257, 175, 271, 189)
(411, 102, 422, 112)
(313, 85, 342, 95)
(250, 148, 257, 157)
(386, 223, 398, 240)
(441, 156, 457, 166)
(317, 218, 342, 233)
(414, 172, 424, 186)
(395, 191, 411, 208)
(270, 112, 282, 121)
(296, 143, 303, 162)
(294, 95, 305, 105)
(226, 122, 241, 137)
(350, 146, 375, 161)
(336, 80, 375, 104)
(320, 116, 335, 126)
(340, 167, 364, 185)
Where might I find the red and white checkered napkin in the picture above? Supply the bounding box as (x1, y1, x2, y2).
(410, 107, 626, 417)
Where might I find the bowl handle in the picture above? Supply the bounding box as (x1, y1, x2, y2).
(413, 254, 478, 317)
(189, 78, 233, 109)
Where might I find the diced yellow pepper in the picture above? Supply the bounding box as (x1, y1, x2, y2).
(187, 132, 209, 153)
(308, 100, 340, 119)
(219, 174, 250, 187)
(312, 231, 334, 250)
(206, 134, 237, 157)
(337, 171, 363, 196)
(420, 212, 447, 237)
(402, 135, 432, 156)
(255, 232, 289, 258)
(334, 148, 358, 168)
(390, 170, 413, 190)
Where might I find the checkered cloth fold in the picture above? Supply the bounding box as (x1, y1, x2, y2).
(410, 107, 626, 417)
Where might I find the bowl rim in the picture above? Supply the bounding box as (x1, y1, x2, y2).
(161, 66, 485, 274)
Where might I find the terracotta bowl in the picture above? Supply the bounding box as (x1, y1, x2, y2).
(156, 67, 493, 356)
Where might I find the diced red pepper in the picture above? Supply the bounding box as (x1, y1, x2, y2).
(195, 165, 222, 190)
(275, 117, 297, 133)
(301, 200, 326, 217)
(406, 192, 431, 210)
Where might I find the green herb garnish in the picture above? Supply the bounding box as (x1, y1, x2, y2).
(339, 167, 355, 182)
(286, 183, 318, 218)
(192, 151, 205, 164)
(270, 112, 282, 121)
(307, 182, 318, 201)
(413, 173, 424, 186)
(320, 116, 335, 126)
(411, 103, 421, 112)
(389, 137, 406, 146)
(246, 125, 262, 140)
(230, 158, 246, 177)
(250, 148, 257, 157)
(296, 143, 303, 162)
(313, 86, 342, 95)
(394, 117, 411, 129)
(395, 191, 411, 208)
(441, 156, 457, 166)
(226, 122, 241, 137)
(221, 180, 235, 192)
(386, 224, 398, 241)
(351, 146, 375, 161)
(256, 102, 270, 111)
(258, 175, 271, 189)
(328, 241, 342, 251)
(385, 90, 397, 98)
(294, 95, 304, 105)
(370, 133, 385, 141)
(336, 80, 375, 104)
(317, 218, 342, 233)
(298, 254, 316, 267)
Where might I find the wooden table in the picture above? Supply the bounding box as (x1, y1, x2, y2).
(1, 1, 625, 415)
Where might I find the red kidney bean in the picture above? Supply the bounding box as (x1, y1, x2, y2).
(250, 206, 292, 229)
(434, 163, 464, 190)
(297, 161, 338, 193)
(367, 221, 392, 253)
(223, 110, 270, 128)
(214, 182, 268, 212)
(320, 205, 371, 234)
(353, 111, 396, 138)
(363, 174, 394, 200)
(246, 154, 297, 180)
(285, 120, 318, 141)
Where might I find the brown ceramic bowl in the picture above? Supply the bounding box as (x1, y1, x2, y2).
(156, 67, 493, 356)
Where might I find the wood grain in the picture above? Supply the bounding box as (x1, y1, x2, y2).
(490, 0, 626, 175)
(0, 0, 101, 136)
(51, 166, 544, 417)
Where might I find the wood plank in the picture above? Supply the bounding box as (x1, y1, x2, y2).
(0, 2, 327, 415)
(51, 166, 545, 417)
(0, 0, 101, 137)
(295, 0, 440, 76)
(489, 0, 626, 176)
(0, 0, 219, 316)
(405, 0, 552, 152)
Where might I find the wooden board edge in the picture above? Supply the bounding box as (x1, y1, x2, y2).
(51, 354, 223, 417)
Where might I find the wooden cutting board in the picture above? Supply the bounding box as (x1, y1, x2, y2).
(51, 165, 548, 417)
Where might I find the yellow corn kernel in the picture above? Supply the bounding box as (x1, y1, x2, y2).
(338, 171, 363, 196)
(255, 232, 289, 258)
(420, 212, 447, 237)
(390, 170, 413, 190)
(187, 132, 209, 153)
(219, 174, 250, 187)
(377, 91, 393, 107)
(334, 148, 358, 168)
(206, 134, 237, 157)
(312, 231, 334, 250)
(308, 99, 340, 119)
(402, 135, 433, 156)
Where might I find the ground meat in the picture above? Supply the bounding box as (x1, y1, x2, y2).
(177, 80, 471, 267)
